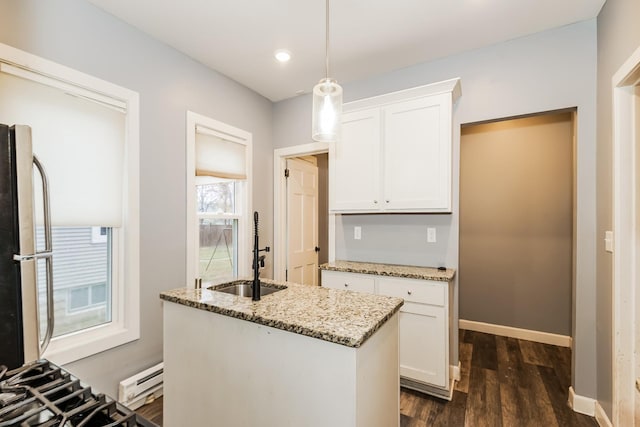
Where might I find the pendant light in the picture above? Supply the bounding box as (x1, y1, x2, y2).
(312, 0, 342, 142)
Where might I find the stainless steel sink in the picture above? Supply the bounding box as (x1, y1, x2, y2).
(210, 280, 285, 298)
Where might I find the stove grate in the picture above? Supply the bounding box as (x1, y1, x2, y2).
(0, 360, 155, 427)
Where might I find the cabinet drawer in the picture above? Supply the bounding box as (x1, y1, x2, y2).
(377, 277, 445, 306)
(321, 270, 375, 294)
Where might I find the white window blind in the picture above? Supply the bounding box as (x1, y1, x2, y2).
(195, 125, 248, 180)
(0, 64, 126, 227)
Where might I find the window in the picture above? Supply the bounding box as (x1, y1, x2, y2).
(186, 112, 252, 286)
(68, 283, 108, 312)
(36, 227, 111, 336)
(197, 181, 239, 281)
(91, 226, 108, 244)
(0, 42, 140, 365)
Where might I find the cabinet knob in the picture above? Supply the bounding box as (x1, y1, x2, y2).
(385, 200, 390, 203)
(344, 283, 349, 287)
(373, 200, 378, 204)
(407, 291, 412, 295)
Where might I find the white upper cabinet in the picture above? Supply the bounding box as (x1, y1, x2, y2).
(330, 78, 460, 213)
(330, 108, 381, 211)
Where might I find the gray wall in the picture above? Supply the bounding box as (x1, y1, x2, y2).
(0, 0, 273, 396)
(460, 113, 574, 336)
(596, 0, 640, 419)
(274, 20, 598, 397)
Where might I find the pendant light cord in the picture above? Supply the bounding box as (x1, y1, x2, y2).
(325, 0, 330, 79)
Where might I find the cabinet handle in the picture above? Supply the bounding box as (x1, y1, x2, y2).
(407, 291, 412, 295)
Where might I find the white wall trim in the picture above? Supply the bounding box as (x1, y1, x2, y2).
(595, 401, 613, 427)
(273, 143, 330, 281)
(568, 386, 596, 416)
(450, 362, 461, 381)
(611, 43, 640, 427)
(459, 319, 572, 347)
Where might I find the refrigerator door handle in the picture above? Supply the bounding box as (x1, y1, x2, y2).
(33, 155, 55, 355)
(13, 251, 52, 262)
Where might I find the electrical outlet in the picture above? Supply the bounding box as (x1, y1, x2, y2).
(427, 227, 436, 243)
(354, 226, 362, 240)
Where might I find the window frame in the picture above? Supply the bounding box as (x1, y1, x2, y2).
(186, 111, 252, 287)
(0, 42, 140, 365)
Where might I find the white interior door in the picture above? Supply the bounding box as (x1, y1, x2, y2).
(286, 157, 319, 285)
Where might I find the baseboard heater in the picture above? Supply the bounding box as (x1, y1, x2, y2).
(118, 362, 164, 410)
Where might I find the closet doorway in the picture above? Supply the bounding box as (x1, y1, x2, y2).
(459, 110, 575, 345)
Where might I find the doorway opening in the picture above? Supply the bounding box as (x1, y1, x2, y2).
(459, 110, 576, 347)
(273, 143, 331, 285)
(611, 44, 640, 427)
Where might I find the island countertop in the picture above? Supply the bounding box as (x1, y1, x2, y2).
(320, 260, 456, 282)
(160, 278, 403, 348)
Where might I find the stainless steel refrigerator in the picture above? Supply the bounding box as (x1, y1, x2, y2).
(0, 123, 54, 369)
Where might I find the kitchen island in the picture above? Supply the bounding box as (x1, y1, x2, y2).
(160, 279, 403, 427)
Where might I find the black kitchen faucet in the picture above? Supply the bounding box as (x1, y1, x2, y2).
(252, 211, 270, 301)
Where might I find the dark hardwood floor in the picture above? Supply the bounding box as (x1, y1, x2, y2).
(400, 330, 597, 426)
(136, 330, 597, 426)
(136, 395, 163, 425)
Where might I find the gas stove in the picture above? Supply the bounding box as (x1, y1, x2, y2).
(0, 360, 157, 427)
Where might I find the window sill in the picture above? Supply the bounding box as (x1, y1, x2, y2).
(43, 320, 139, 365)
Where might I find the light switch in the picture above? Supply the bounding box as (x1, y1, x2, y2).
(427, 227, 436, 243)
(354, 226, 362, 240)
(605, 231, 613, 253)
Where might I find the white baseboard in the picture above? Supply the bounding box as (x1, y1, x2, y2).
(568, 386, 596, 417)
(450, 362, 461, 381)
(459, 319, 572, 347)
(594, 401, 613, 427)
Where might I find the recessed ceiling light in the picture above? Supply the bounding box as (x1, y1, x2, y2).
(274, 49, 292, 63)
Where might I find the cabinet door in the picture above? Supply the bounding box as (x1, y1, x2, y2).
(383, 94, 452, 212)
(399, 302, 448, 388)
(321, 270, 375, 294)
(330, 108, 381, 212)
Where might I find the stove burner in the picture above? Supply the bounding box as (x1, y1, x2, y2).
(0, 361, 156, 427)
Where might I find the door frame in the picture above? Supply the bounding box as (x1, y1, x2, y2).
(273, 143, 331, 282)
(612, 44, 640, 427)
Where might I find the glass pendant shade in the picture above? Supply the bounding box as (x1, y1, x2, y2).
(312, 77, 343, 142)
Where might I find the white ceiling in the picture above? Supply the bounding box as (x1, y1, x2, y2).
(86, 0, 605, 102)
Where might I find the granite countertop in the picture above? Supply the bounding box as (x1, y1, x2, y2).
(160, 278, 403, 348)
(320, 260, 456, 282)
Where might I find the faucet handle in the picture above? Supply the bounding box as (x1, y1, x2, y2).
(260, 258, 265, 268)
(264, 246, 270, 252)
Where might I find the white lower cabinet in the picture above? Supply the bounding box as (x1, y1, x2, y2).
(321, 270, 452, 397)
(398, 303, 447, 388)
